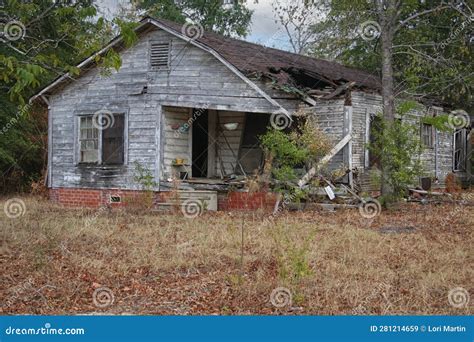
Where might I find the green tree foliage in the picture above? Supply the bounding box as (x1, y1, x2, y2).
(137, 0, 253, 37)
(310, 0, 473, 111)
(0, 0, 137, 192)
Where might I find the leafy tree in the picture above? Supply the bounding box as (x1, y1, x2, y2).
(271, 0, 325, 54)
(310, 0, 473, 112)
(137, 0, 253, 37)
(0, 0, 137, 192)
(309, 0, 472, 198)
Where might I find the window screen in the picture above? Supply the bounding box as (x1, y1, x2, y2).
(78, 114, 125, 165)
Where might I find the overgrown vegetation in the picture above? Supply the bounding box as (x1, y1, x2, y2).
(310, 1, 473, 113)
(138, 0, 252, 37)
(1, 196, 472, 314)
(368, 102, 424, 203)
(132, 161, 158, 209)
(260, 120, 332, 200)
(271, 223, 315, 305)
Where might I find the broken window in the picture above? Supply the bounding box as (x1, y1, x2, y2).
(421, 123, 433, 148)
(78, 114, 125, 165)
(453, 129, 467, 171)
(79, 116, 99, 163)
(102, 114, 125, 164)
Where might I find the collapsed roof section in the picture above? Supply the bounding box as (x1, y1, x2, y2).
(153, 17, 382, 96)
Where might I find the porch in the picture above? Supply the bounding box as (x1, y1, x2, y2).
(160, 106, 273, 191)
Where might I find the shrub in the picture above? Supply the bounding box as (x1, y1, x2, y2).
(132, 161, 157, 209)
(368, 103, 424, 202)
(260, 120, 331, 200)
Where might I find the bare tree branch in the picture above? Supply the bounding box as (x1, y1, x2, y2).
(396, 4, 451, 31)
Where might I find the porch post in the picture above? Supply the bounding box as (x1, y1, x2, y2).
(207, 110, 217, 178)
(343, 105, 353, 188)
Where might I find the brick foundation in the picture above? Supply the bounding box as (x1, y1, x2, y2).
(49, 188, 277, 211)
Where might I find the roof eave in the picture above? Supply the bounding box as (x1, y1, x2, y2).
(29, 18, 154, 105)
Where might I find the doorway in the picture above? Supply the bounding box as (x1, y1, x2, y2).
(192, 109, 209, 177)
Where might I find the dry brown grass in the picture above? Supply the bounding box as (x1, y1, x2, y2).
(0, 194, 472, 315)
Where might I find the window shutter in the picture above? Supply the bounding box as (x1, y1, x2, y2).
(150, 42, 170, 69)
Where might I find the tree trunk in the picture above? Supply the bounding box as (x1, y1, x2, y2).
(379, 3, 397, 198)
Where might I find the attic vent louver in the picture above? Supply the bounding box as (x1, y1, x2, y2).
(150, 42, 170, 69)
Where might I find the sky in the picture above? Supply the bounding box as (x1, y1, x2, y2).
(95, 0, 291, 50)
(244, 0, 292, 50)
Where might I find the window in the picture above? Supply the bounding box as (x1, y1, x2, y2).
(421, 123, 433, 148)
(79, 116, 99, 163)
(150, 42, 170, 70)
(453, 129, 467, 171)
(102, 114, 125, 164)
(78, 113, 125, 165)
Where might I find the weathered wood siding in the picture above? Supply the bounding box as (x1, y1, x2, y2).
(304, 98, 346, 171)
(162, 106, 190, 178)
(351, 91, 453, 189)
(48, 24, 454, 193)
(48, 26, 299, 190)
(145, 29, 299, 113)
(350, 92, 383, 170)
(49, 33, 157, 190)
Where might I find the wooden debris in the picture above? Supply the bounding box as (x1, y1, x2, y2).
(322, 81, 356, 100)
(409, 188, 452, 197)
(298, 134, 352, 188)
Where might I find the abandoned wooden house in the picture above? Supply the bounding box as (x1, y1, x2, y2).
(31, 16, 472, 210)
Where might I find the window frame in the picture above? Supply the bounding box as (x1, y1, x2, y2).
(453, 128, 467, 172)
(75, 111, 128, 166)
(421, 123, 434, 149)
(78, 116, 99, 164)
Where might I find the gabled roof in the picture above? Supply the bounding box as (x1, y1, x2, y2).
(154, 17, 381, 91)
(31, 16, 381, 104)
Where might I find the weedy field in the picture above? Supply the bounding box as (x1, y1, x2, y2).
(1, 195, 472, 315)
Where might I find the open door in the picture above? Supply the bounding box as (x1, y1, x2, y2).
(192, 110, 209, 178)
